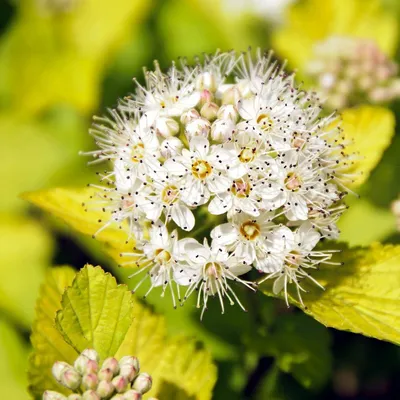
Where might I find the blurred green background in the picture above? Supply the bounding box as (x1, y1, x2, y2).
(1, 0, 400, 399)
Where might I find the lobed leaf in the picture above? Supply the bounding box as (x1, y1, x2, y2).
(260, 243, 400, 346)
(28, 266, 78, 398)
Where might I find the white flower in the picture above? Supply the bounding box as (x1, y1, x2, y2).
(86, 49, 351, 316)
(165, 136, 232, 206)
(211, 212, 275, 265)
(141, 176, 195, 231)
(181, 239, 253, 318)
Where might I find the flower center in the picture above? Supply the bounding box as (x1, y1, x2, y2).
(287, 251, 302, 268)
(161, 185, 180, 204)
(154, 248, 172, 264)
(191, 159, 213, 180)
(240, 220, 261, 241)
(256, 113, 274, 132)
(292, 135, 305, 149)
(285, 172, 302, 191)
(231, 179, 251, 198)
(131, 143, 145, 163)
(239, 147, 256, 163)
(204, 262, 222, 278)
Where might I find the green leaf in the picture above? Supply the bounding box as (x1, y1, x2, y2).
(28, 266, 78, 398)
(23, 187, 135, 263)
(260, 243, 400, 345)
(0, 0, 151, 115)
(0, 318, 30, 399)
(338, 197, 396, 246)
(55, 265, 217, 399)
(0, 214, 53, 327)
(269, 314, 332, 390)
(341, 106, 395, 187)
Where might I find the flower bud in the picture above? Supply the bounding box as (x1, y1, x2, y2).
(132, 373, 152, 394)
(85, 360, 98, 375)
(221, 85, 241, 105)
(196, 72, 217, 92)
(123, 390, 143, 400)
(82, 390, 100, 400)
(155, 117, 180, 138)
(119, 356, 140, 372)
(112, 375, 129, 393)
(96, 380, 115, 398)
(217, 104, 238, 122)
(43, 391, 67, 400)
(185, 118, 210, 140)
(81, 349, 99, 363)
(160, 137, 183, 158)
(119, 363, 138, 381)
(200, 102, 219, 121)
(180, 108, 200, 125)
(199, 89, 214, 106)
(82, 373, 98, 390)
(211, 119, 236, 142)
(60, 368, 81, 390)
(68, 395, 82, 400)
(98, 368, 114, 382)
(52, 361, 71, 382)
(101, 357, 120, 375)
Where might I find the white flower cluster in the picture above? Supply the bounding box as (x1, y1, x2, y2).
(307, 36, 400, 109)
(86, 50, 350, 317)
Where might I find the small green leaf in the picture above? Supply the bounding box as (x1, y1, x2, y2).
(55, 265, 217, 399)
(28, 266, 78, 398)
(260, 243, 400, 345)
(341, 106, 395, 187)
(269, 314, 332, 390)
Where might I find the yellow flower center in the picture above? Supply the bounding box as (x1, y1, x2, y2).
(239, 147, 256, 163)
(231, 179, 251, 198)
(285, 172, 302, 191)
(161, 185, 180, 204)
(240, 220, 261, 241)
(131, 143, 145, 163)
(204, 262, 222, 278)
(191, 159, 213, 180)
(154, 249, 172, 264)
(256, 113, 274, 132)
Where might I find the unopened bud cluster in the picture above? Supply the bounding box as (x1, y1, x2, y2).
(43, 349, 154, 400)
(84, 49, 351, 317)
(391, 196, 400, 232)
(307, 36, 400, 109)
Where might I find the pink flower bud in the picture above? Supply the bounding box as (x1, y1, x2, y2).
(96, 380, 115, 398)
(217, 104, 238, 122)
(185, 118, 210, 140)
(82, 390, 100, 400)
(123, 389, 143, 400)
(68, 395, 82, 400)
(180, 108, 200, 125)
(200, 102, 219, 121)
(132, 373, 152, 394)
(43, 391, 67, 400)
(101, 357, 120, 375)
(82, 373, 98, 390)
(81, 349, 99, 363)
(155, 117, 180, 138)
(52, 361, 71, 382)
(112, 375, 129, 393)
(60, 368, 81, 390)
(199, 89, 214, 105)
(119, 363, 138, 381)
(119, 356, 140, 373)
(98, 367, 114, 382)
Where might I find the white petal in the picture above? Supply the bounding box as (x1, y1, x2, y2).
(273, 274, 286, 295)
(285, 196, 308, 221)
(141, 201, 163, 221)
(164, 158, 188, 176)
(150, 223, 170, 248)
(207, 174, 231, 193)
(208, 192, 232, 215)
(171, 203, 195, 231)
(296, 222, 320, 252)
(210, 223, 238, 246)
(190, 136, 209, 158)
(185, 241, 210, 264)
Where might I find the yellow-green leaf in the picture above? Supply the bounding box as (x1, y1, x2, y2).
(341, 106, 395, 187)
(0, 0, 151, 116)
(338, 197, 396, 246)
(28, 266, 78, 398)
(0, 318, 30, 399)
(260, 243, 400, 345)
(56, 265, 217, 399)
(0, 214, 53, 327)
(23, 187, 135, 263)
